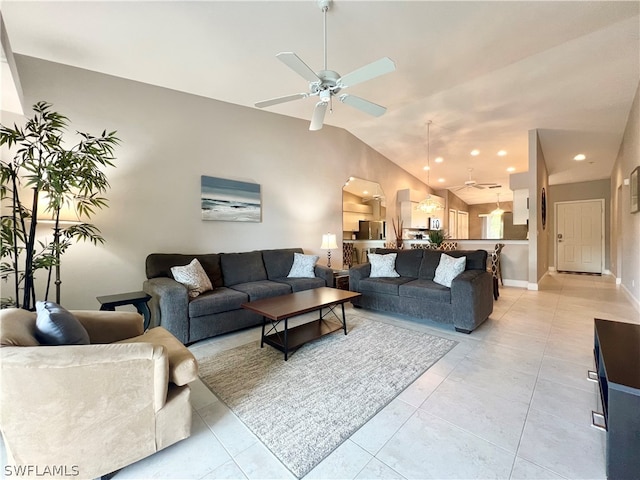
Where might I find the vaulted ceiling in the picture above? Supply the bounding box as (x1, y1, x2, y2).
(2, 1, 639, 204)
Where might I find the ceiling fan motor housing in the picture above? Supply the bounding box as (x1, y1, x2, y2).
(311, 70, 341, 98)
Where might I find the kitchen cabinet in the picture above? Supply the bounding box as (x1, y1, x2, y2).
(400, 201, 429, 229)
(512, 189, 529, 225)
(342, 202, 373, 232)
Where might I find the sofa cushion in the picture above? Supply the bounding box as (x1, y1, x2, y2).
(146, 253, 223, 287)
(262, 248, 303, 279)
(35, 301, 90, 346)
(220, 251, 267, 286)
(399, 279, 452, 303)
(170, 258, 213, 298)
(230, 280, 291, 301)
(273, 277, 326, 292)
(369, 253, 400, 278)
(453, 250, 487, 271)
(287, 252, 319, 278)
(375, 248, 423, 277)
(418, 250, 442, 280)
(359, 277, 414, 295)
(434, 254, 466, 288)
(0, 308, 39, 347)
(188, 287, 249, 317)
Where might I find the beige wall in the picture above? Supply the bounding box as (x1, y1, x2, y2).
(529, 129, 551, 286)
(610, 81, 640, 309)
(6, 56, 429, 309)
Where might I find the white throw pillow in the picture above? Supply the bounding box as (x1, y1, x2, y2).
(369, 253, 400, 278)
(287, 252, 319, 278)
(171, 258, 213, 298)
(433, 253, 466, 288)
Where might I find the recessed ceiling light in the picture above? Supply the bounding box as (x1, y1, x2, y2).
(423, 165, 430, 171)
(470, 150, 480, 156)
(363, 190, 368, 195)
(435, 157, 444, 163)
(498, 150, 507, 156)
(574, 154, 586, 161)
(438, 178, 445, 183)
(506, 167, 516, 172)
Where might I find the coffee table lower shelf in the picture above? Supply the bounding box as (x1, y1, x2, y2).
(262, 319, 343, 357)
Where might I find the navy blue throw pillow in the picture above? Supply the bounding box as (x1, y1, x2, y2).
(35, 301, 90, 345)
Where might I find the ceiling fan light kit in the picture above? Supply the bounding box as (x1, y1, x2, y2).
(254, 0, 396, 131)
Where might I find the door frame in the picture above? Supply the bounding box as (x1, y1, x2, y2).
(554, 199, 605, 274)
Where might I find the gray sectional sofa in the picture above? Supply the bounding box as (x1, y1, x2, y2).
(349, 248, 493, 333)
(143, 248, 333, 344)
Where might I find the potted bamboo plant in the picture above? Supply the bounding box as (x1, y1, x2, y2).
(0, 102, 119, 309)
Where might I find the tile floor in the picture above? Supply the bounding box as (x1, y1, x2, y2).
(112, 273, 640, 480)
(5, 273, 638, 479)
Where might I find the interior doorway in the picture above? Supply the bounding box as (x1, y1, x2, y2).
(556, 199, 604, 274)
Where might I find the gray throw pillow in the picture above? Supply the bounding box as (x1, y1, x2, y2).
(287, 252, 319, 278)
(171, 258, 213, 298)
(369, 253, 400, 278)
(433, 253, 466, 288)
(35, 301, 90, 345)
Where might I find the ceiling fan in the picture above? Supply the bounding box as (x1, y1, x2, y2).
(452, 169, 501, 191)
(254, 0, 396, 131)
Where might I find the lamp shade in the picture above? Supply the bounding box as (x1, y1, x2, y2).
(320, 233, 338, 250)
(36, 192, 81, 223)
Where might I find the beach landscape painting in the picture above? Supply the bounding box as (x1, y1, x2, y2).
(201, 175, 261, 222)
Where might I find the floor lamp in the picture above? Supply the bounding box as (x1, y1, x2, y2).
(37, 195, 80, 304)
(320, 233, 338, 269)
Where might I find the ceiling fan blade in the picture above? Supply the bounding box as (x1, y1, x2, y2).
(255, 93, 309, 108)
(309, 101, 328, 131)
(339, 94, 386, 117)
(276, 52, 321, 83)
(337, 57, 396, 88)
(255, 93, 308, 108)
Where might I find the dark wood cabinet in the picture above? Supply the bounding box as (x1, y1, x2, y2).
(593, 318, 640, 480)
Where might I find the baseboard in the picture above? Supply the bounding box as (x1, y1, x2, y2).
(548, 266, 557, 273)
(621, 284, 640, 314)
(616, 277, 622, 285)
(527, 282, 539, 291)
(504, 279, 528, 289)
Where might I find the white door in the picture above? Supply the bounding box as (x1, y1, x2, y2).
(448, 209, 457, 238)
(556, 200, 603, 273)
(457, 211, 469, 239)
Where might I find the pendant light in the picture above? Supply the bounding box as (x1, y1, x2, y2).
(416, 121, 443, 214)
(491, 193, 504, 216)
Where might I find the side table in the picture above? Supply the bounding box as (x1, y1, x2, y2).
(333, 269, 350, 290)
(97, 291, 152, 331)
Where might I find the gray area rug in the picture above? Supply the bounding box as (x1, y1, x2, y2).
(198, 317, 456, 478)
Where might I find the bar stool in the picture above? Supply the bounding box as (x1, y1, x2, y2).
(489, 243, 505, 300)
(343, 242, 355, 268)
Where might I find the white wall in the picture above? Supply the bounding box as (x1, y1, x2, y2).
(8, 55, 429, 309)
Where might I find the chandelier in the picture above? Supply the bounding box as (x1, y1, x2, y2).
(416, 121, 443, 214)
(491, 193, 505, 216)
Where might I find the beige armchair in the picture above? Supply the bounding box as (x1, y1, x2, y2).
(0, 307, 198, 480)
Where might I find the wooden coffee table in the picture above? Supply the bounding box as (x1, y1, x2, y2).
(241, 287, 361, 360)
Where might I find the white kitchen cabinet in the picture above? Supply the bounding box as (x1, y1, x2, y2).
(400, 201, 430, 229)
(512, 189, 529, 225)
